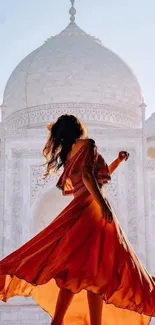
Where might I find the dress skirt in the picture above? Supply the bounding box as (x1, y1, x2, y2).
(0, 190, 155, 325)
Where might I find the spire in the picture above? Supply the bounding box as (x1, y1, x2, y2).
(69, 0, 76, 23)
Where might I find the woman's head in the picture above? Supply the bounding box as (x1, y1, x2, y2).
(43, 115, 87, 177)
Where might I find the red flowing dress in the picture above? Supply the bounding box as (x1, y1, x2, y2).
(0, 138, 155, 325)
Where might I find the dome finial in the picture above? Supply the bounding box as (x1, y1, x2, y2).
(69, 0, 76, 23)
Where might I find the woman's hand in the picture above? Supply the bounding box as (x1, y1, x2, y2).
(108, 151, 129, 175)
(118, 151, 129, 163)
(100, 199, 113, 223)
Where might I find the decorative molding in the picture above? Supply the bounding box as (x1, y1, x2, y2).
(4, 126, 143, 139)
(4, 103, 141, 130)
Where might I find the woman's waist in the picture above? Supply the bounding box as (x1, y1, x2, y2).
(61, 177, 104, 199)
(73, 185, 90, 198)
(72, 180, 103, 198)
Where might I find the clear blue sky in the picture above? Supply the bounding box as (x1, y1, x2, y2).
(0, 0, 155, 118)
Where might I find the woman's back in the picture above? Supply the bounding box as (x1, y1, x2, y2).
(57, 138, 111, 197)
(65, 138, 89, 163)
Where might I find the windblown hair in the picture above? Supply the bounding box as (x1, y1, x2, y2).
(42, 115, 87, 178)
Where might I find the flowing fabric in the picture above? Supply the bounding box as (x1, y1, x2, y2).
(0, 138, 155, 325)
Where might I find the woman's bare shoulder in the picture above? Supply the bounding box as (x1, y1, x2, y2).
(66, 138, 95, 162)
(75, 138, 95, 148)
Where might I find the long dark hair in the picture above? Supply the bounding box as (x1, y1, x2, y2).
(42, 115, 87, 178)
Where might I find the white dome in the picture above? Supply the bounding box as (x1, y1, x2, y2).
(2, 22, 143, 129)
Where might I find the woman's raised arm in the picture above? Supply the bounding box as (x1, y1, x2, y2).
(108, 151, 129, 175)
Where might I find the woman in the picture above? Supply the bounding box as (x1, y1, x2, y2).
(0, 114, 155, 325)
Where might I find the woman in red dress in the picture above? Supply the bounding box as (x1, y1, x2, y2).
(0, 114, 155, 325)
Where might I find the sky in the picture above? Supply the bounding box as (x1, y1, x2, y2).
(0, 0, 155, 118)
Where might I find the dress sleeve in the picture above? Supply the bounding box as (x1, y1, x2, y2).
(94, 154, 111, 185)
(78, 140, 111, 186)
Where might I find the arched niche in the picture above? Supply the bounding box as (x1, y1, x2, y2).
(30, 186, 73, 237)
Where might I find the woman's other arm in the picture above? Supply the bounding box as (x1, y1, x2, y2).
(108, 151, 129, 175)
(82, 171, 113, 223)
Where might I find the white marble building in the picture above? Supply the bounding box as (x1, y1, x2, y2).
(0, 1, 155, 324)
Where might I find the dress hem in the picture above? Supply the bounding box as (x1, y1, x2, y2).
(0, 273, 152, 324)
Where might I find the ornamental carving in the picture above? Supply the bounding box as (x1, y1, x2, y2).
(31, 165, 58, 204)
(5, 103, 141, 130)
